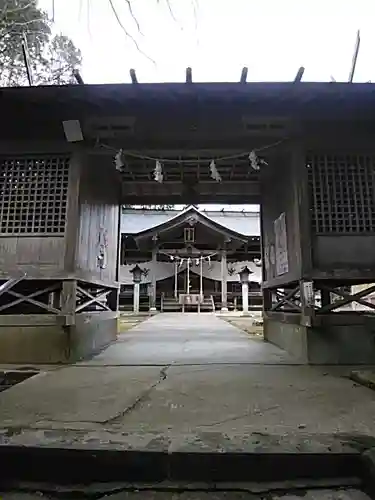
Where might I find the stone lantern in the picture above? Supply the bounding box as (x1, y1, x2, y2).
(130, 264, 143, 314)
(239, 265, 252, 315)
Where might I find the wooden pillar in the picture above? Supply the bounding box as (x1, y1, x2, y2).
(200, 257, 203, 298)
(60, 280, 77, 326)
(150, 247, 157, 311)
(221, 249, 228, 311)
(107, 287, 120, 312)
(300, 280, 315, 327)
(174, 260, 178, 299)
(110, 202, 122, 314)
(187, 258, 190, 294)
(263, 288, 272, 312)
(321, 288, 330, 308)
(133, 282, 140, 314)
(242, 281, 249, 315)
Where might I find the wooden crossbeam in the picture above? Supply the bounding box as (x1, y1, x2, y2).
(294, 66, 305, 82)
(349, 30, 360, 83)
(21, 33, 33, 86)
(186, 67, 192, 83)
(271, 286, 300, 311)
(8, 290, 61, 314)
(0, 283, 60, 313)
(76, 286, 111, 312)
(240, 67, 248, 83)
(130, 69, 138, 84)
(319, 284, 375, 313)
(0, 274, 26, 299)
(275, 290, 302, 311)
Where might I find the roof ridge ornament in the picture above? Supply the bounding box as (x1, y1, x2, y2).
(187, 215, 197, 225)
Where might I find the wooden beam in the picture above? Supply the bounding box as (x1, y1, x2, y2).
(240, 67, 248, 83)
(76, 286, 111, 313)
(0, 283, 60, 313)
(0, 274, 26, 299)
(8, 290, 61, 314)
(319, 283, 375, 313)
(73, 69, 84, 85)
(271, 286, 301, 312)
(130, 68, 138, 84)
(294, 67, 305, 83)
(21, 33, 33, 86)
(186, 67, 192, 83)
(349, 30, 360, 83)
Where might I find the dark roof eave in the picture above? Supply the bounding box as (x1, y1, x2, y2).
(2, 82, 375, 118)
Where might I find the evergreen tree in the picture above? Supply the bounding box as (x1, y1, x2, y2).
(0, 0, 81, 86)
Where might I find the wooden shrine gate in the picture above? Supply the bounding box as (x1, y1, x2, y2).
(1, 81, 375, 363)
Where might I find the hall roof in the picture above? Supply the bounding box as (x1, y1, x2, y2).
(2, 82, 375, 119)
(121, 206, 260, 240)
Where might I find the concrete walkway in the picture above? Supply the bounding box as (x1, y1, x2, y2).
(85, 313, 298, 366)
(0, 314, 375, 435)
(0, 313, 375, 442)
(3, 313, 375, 485)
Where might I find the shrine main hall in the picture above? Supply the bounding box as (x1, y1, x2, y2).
(119, 205, 262, 313)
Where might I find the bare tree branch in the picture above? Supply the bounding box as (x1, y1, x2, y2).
(192, 0, 199, 31)
(86, 0, 92, 39)
(124, 0, 142, 34)
(108, 0, 155, 64)
(41, 0, 198, 66)
(159, 0, 177, 24)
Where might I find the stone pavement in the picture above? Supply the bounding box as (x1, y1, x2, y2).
(0, 313, 375, 437)
(83, 312, 297, 366)
(1, 313, 375, 485)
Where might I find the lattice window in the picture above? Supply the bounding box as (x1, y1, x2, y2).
(307, 154, 375, 233)
(0, 155, 70, 234)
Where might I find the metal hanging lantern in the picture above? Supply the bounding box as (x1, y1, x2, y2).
(130, 264, 143, 284)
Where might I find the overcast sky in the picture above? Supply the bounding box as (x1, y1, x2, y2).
(39, 0, 372, 84)
(37, 0, 372, 211)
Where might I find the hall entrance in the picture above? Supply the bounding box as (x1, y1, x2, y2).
(176, 270, 199, 296)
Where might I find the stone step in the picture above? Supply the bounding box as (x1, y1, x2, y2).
(0, 430, 374, 487)
(0, 484, 370, 499)
(0, 444, 368, 486)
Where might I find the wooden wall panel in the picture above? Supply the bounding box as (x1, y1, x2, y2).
(261, 150, 304, 288)
(0, 236, 64, 278)
(74, 154, 120, 286)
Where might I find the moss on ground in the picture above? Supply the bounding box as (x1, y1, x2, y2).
(223, 317, 264, 337)
(117, 314, 148, 334)
(350, 370, 375, 391)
